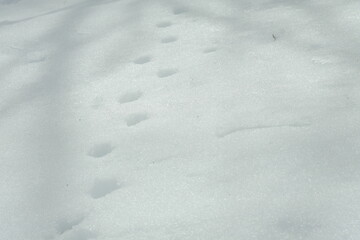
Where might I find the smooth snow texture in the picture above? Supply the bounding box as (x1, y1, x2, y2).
(0, 0, 360, 240)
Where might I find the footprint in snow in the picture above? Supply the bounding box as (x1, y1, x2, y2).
(203, 47, 217, 54)
(173, 6, 188, 15)
(90, 178, 120, 199)
(157, 68, 178, 78)
(56, 215, 85, 235)
(118, 90, 143, 104)
(125, 112, 149, 126)
(87, 143, 113, 158)
(156, 21, 173, 28)
(133, 55, 152, 64)
(161, 36, 178, 44)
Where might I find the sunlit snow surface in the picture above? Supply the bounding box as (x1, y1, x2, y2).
(1, 0, 360, 239)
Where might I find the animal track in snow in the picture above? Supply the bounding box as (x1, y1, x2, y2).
(161, 36, 178, 43)
(173, 6, 188, 15)
(125, 112, 149, 126)
(203, 47, 217, 54)
(133, 55, 152, 64)
(118, 90, 142, 104)
(156, 21, 173, 28)
(56, 215, 85, 235)
(90, 178, 120, 199)
(87, 143, 113, 158)
(157, 68, 178, 78)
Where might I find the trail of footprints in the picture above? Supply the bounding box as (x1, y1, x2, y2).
(117, 6, 190, 128)
(62, 5, 218, 240)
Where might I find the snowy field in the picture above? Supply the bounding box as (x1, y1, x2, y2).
(1, 0, 360, 239)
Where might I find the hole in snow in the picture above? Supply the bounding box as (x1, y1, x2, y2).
(157, 68, 177, 78)
(173, 6, 188, 15)
(90, 178, 120, 199)
(133, 55, 152, 64)
(156, 21, 172, 28)
(56, 215, 85, 235)
(203, 47, 217, 53)
(125, 112, 149, 126)
(161, 36, 178, 43)
(118, 91, 142, 104)
(87, 143, 113, 158)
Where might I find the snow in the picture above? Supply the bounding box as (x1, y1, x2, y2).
(0, 0, 360, 239)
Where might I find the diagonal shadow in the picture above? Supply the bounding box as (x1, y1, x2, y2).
(0, 0, 122, 28)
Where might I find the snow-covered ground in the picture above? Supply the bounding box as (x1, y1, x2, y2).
(1, 0, 360, 239)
